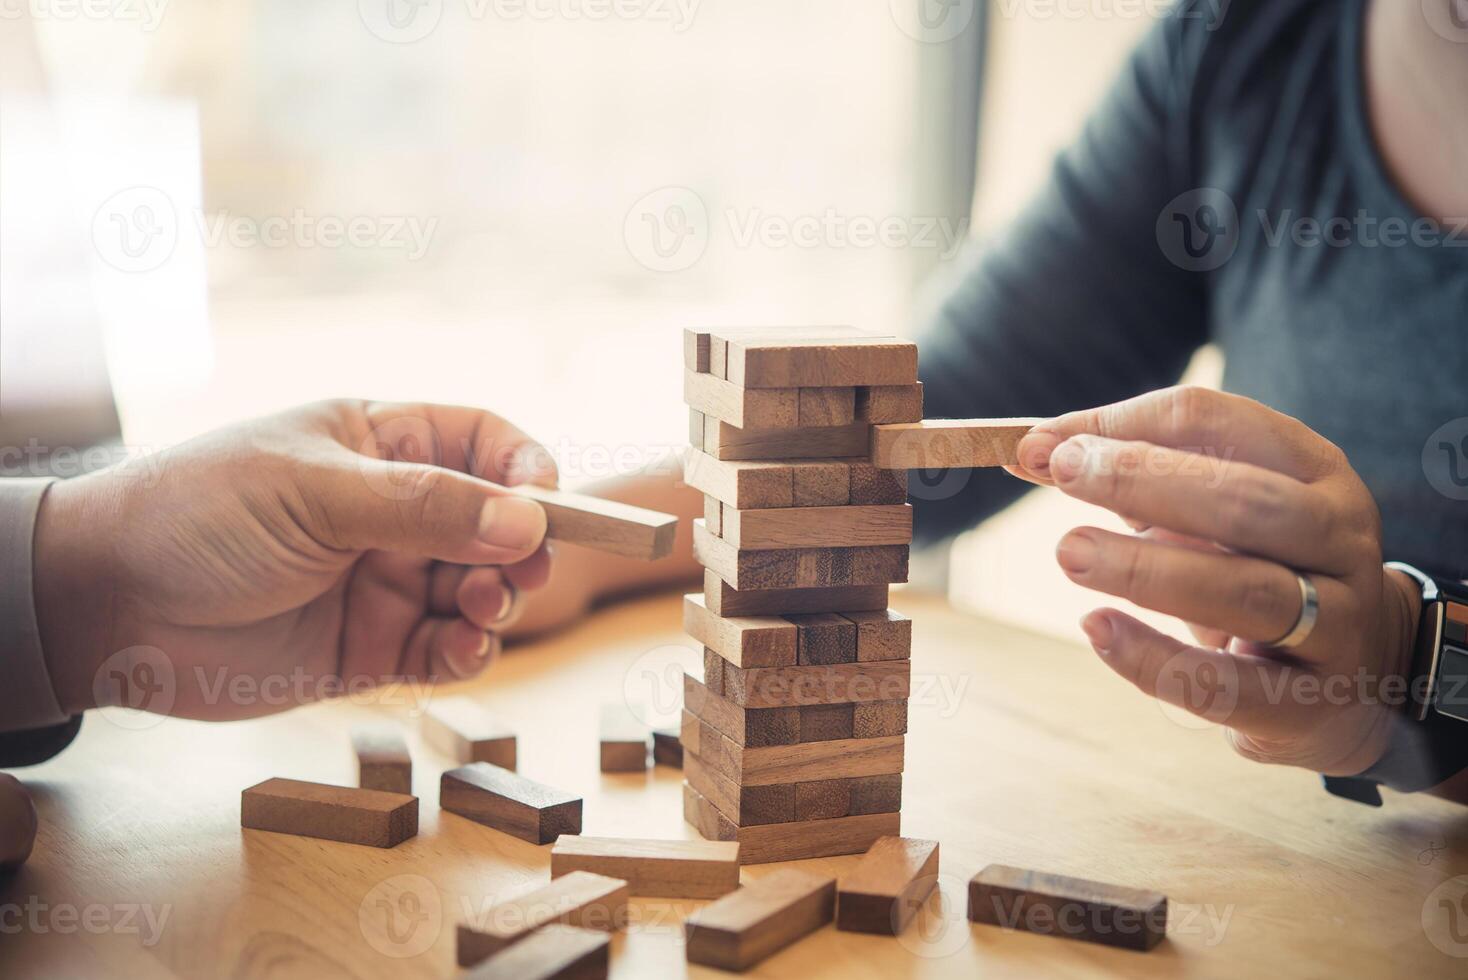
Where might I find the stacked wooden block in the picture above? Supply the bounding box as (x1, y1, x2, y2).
(679, 327, 921, 864)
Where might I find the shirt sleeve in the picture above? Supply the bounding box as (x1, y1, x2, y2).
(0, 477, 74, 738)
(912, 9, 1212, 545)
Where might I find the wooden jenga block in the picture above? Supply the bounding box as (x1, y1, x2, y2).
(837, 837, 940, 935)
(703, 648, 726, 696)
(685, 868, 836, 972)
(683, 451, 796, 509)
(787, 613, 857, 665)
(967, 865, 1168, 951)
(550, 836, 741, 898)
(843, 609, 912, 661)
(351, 723, 412, 795)
(721, 504, 912, 550)
(441, 762, 582, 845)
(710, 335, 729, 379)
(794, 774, 902, 821)
(684, 328, 711, 373)
(684, 751, 795, 826)
(599, 703, 650, 773)
(721, 658, 912, 708)
(704, 495, 722, 535)
(684, 677, 801, 747)
(653, 727, 683, 768)
(790, 460, 850, 506)
(422, 697, 517, 770)
(797, 387, 856, 426)
(856, 383, 924, 424)
(511, 485, 677, 560)
(689, 409, 706, 450)
(683, 595, 798, 667)
(798, 703, 854, 741)
(684, 371, 799, 429)
(463, 923, 609, 980)
(723, 336, 919, 389)
(456, 872, 629, 966)
(704, 571, 888, 617)
(847, 462, 908, 505)
(684, 782, 900, 864)
(241, 778, 417, 848)
(871, 418, 1043, 470)
(701, 731, 904, 788)
(704, 418, 871, 462)
(693, 521, 908, 590)
(853, 700, 909, 738)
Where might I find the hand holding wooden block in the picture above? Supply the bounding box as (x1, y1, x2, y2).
(685, 868, 836, 971)
(871, 418, 1044, 469)
(510, 485, 677, 560)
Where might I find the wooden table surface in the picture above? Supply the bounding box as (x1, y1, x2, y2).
(5, 590, 1468, 979)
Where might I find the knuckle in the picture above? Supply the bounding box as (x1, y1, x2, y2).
(1167, 385, 1218, 435)
(1116, 540, 1154, 599)
(1218, 472, 1283, 540)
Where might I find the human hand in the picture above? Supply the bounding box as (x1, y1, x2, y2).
(34, 400, 561, 720)
(1012, 387, 1421, 776)
(0, 774, 36, 872)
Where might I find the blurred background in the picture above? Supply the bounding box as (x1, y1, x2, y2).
(5, 1, 1215, 641)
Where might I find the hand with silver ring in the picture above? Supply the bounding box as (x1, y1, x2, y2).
(1008, 386, 1423, 777)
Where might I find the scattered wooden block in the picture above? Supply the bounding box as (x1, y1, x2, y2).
(870, 418, 1044, 470)
(550, 836, 741, 899)
(351, 723, 412, 795)
(421, 697, 517, 770)
(704, 495, 722, 536)
(683, 782, 900, 864)
(843, 609, 912, 661)
(967, 865, 1168, 952)
(720, 658, 912, 708)
(441, 762, 582, 845)
(685, 867, 837, 971)
(853, 700, 909, 738)
(241, 778, 417, 848)
(837, 836, 940, 935)
(704, 418, 871, 462)
(798, 387, 856, 426)
(684, 676, 801, 747)
(787, 613, 858, 665)
(856, 383, 924, 424)
(847, 462, 908, 505)
(794, 774, 903, 821)
(704, 572, 889, 617)
(721, 504, 912, 550)
(683, 595, 798, 668)
(697, 730, 905, 788)
(510, 485, 677, 561)
(456, 871, 629, 965)
(684, 328, 711, 373)
(463, 923, 609, 980)
(599, 703, 650, 773)
(653, 727, 683, 768)
(693, 521, 909, 590)
(723, 336, 919, 389)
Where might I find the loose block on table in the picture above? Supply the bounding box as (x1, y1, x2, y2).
(351, 723, 412, 795)
(550, 835, 741, 898)
(456, 871, 628, 965)
(685, 867, 836, 971)
(598, 703, 650, 773)
(421, 697, 517, 770)
(967, 864, 1168, 951)
(652, 727, 683, 768)
(870, 418, 1043, 470)
(241, 778, 417, 848)
(440, 762, 581, 845)
(837, 836, 940, 935)
(463, 923, 609, 979)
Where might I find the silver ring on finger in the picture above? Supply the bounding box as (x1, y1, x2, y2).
(1271, 573, 1319, 650)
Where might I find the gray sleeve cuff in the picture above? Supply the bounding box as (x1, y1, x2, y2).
(0, 478, 67, 732)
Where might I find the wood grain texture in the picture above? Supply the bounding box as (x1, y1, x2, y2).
(847, 461, 908, 505)
(440, 762, 582, 845)
(786, 612, 858, 665)
(462, 923, 609, 979)
(510, 485, 678, 561)
(725, 337, 919, 389)
(697, 730, 905, 788)
(683, 370, 799, 429)
(790, 460, 850, 506)
(721, 658, 912, 708)
(684, 328, 711, 373)
(693, 520, 908, 590)
(837, 836, 940, 935)
(843, 609, 913, 662)
(703, 494, 722, 536)
(798, 703, 854, 742)
(794, 774, 903, 821)
(598, 703, 650, 773)
(853, 700, 909, 738)
(689, 409, 705, 450)
(550, 836, 740, 898)
(421, 697, 517, 769)
(721, 504, 912, 550)
(704, 418, 871, 462)
(683, 451, 796, 509)
(967, 865, 1168, 952)
(870, 418, 1044, 470)
(703, 571, 888, 617)
(703, 648, 725, 696)
(683, 782, 902, 864)
(683, 751, 795, 826)
(683, 677, 801, 748)
(652, 727, 683, 768)
(855, 383, 924, 424)
(350, 723, 412, 795)
(456, 871, 629, 965)
(240, 778, 418, 848)
(683, 594, 798, 668)
(798, 387, 857, 426)
(685, 867, 836, 971)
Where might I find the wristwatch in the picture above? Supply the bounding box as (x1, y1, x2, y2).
(1322, 562, 1468, 806)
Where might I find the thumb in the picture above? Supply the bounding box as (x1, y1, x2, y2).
(328, 459, 548, 565)
(0, 774, 37, 873)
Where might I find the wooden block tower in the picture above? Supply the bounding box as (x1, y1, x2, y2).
(678, 327, 922, 864)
